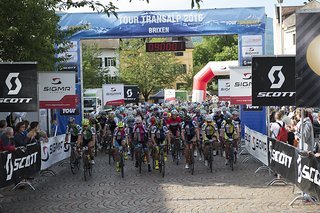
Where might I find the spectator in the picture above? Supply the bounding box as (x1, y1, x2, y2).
(270, 112, 285, 138)
(0, 127, 16, 152)
(296, 109, 314, 152)
(23, 120, 30, 137)
(27, 121, 40, 144)
(13, 122, 28, 147)
(269, 107, 276, 123)
(38, 130, 49, 143)
(0, 120, 7, 136)
(288, 106, 295, 119)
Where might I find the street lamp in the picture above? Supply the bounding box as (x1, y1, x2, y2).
(277, 0, 284, 54)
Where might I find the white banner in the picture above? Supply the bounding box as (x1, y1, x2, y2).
(218, 79, 230, 101)
(241, 35, 263, 46)
(230, 67, 252, 105)
(39, 72, 77, 109)
(164, 89, 175, 101)
(41, 134, 71, 170)
(102, 84, 124, 106)
(244, 126, 269, 166)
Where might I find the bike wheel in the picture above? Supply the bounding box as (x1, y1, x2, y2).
(209, 147, 213, 173)
(171, 144, 175, 162)
(120, 155, 124, 178)
(229, 146, 234, 171)
(83, 157, 88, 181)
(176, 141, 180, 165)
(234, 150, 237, 164)
(190, 148, 194, 175)
(108, 143, 112, 165)
(138, 151, 142, 174)
(70, 150, 76, 175)
(161, 158, 165, 178)
(89, 162, 93, 177)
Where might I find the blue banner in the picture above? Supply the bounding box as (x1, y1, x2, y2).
(59, 7, 265, 39)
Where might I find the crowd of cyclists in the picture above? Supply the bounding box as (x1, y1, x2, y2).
(65, 102, 242, 176)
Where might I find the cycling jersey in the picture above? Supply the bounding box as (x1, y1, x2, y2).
(202, 122, 218, 141)
(182, 120, 198, 141)
(151, 124, 168, 144)
(133, 124, 148, 143)
(81, 126, 95, 147)
(167, 116, 182, 136)
(66, 124, 81, 142)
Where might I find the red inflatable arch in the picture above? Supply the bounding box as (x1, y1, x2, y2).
(192, 61, 238, 103)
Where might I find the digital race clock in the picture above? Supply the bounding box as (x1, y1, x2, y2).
(146, 42, 186, 52)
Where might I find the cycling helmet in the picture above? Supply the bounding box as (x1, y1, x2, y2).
(232, 110, 239, 115)
(68, 117, 75, 123)
(171, 109, 178, 115)
(206, 115, 213, 122)
(150, 116, 157, 125)
(135, 117, 142, 124)
(115, 109, 120, 115)
(118, 121, 124, 128)
(185, 114, 192, 121)
(82, 118, 90, 126)
(163, 112, 168, 118)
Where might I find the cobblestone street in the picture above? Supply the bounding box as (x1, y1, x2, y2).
(0, 152, 319, 212)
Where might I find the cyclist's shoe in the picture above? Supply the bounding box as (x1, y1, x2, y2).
(199, 155, 202, 161)
(135, 161, 139, 168)
(90, 160, 95, 165)
(116, 162, 120, 172)
(155, 160, 159, 170)
(194, 150, 198, 157)
(213, 150, 217, 156)
(225, 159, 229, 165)
(205, 160, 208, 167)
(148, 164, 152, 172)
(185, 164, 189, 169)
(128, 150, 131, 156)
(124, 153, 128, 160)
(164, 155, 167, 162)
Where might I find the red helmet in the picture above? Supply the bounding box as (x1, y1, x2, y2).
(150, 116, 157, 125)
(163, 112, 168, 118)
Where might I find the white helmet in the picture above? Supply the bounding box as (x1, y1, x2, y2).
(135, 117, 142, 124)
(206, 115, 213, 122)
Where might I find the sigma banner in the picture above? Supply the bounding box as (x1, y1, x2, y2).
(244, 126, 268, 166)
(296, 11, 320, 107)
(0, 143, 41, 188)
(0, 63, 38, 112)
(103, 84, 125, 106)
(58, 8, 265, 39)
(164, 89, 176, 101)
(230, 67, 252, 104)
(268, 138, 320, 200)
(252, 56, 295, 106)
(41, 134, 71, 170)
(218, 79, 230, 101)
(124, 85, 139, 103)
(39, 72, 77, 109)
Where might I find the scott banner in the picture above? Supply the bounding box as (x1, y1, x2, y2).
(252, 56, 295, 106)
(296, 11, 320, 107)
(39, 72, 77, 109)
(268, 138, 320, 200)
(244, 126, 269, 166)
(0, 143, 41, 188)
(124, 85, 139, 103)
(0, 63, 38, 112)
(230, 67, 252, 104)
(41, 134, 71, 170)
(218, 79, 230, 101)
(103, 84, 124, 106)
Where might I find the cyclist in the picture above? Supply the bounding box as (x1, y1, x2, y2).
(166, 109, 182, 148)
(133, 117, 151, 172)
(150, 116, 168, 170)
(221, 116, 238, 165)
(181, 114, 200, 169)
(193, 108, 205, 160)
(124, 113, 135, 157)
(65, 117, 81, 144)
(113, 122, 127, 172)
(202, 115, 219, 166)
(78, 119, 96, 164)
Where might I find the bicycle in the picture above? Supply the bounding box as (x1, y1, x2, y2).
(67, 142, 81, 175)
(135, 143, 144, 174)
(171, 136, 181, 165)
(189, 143, 195, 175)
(83, 146, 93, 181)
(204, 139, 214, 173)
(118, 146, 125, 178)
(227, 138, 237, 171)
(158, 143, 166, 178)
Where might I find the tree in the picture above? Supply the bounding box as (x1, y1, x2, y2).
(82, 43, 109, 88)
(0, 0, 117, 71)
(119, 39, 181, 101)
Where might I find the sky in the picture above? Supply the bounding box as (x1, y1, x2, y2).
(67, 0, 307, 17)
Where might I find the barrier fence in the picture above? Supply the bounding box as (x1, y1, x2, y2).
(245, 126, 320, 201)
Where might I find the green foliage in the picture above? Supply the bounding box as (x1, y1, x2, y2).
(119, 39, 181, 101)
(0, 0, 117, 71)
(82, 43, 109, 89)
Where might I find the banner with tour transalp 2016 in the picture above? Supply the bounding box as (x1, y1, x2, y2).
(41, 134, 71, 170)
(103, 84, 125, 106)
(244, 126, 268, 166)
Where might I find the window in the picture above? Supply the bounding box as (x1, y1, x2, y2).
(105, 57, 116, 67)
(175, 52, 184, 56)
(176, 83, 186, 90)
(178, 64, 187, 74)
(293, 33, 296, 45)
(97, 58, 103, 68)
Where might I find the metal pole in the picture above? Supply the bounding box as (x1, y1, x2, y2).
(279, 1, 283, 55)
